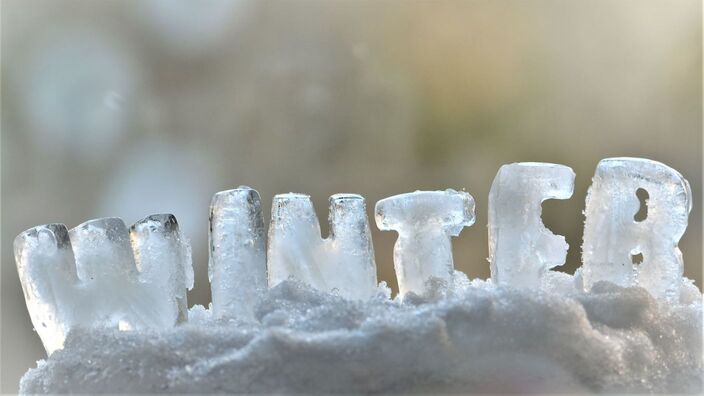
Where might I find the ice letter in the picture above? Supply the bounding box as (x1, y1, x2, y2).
(327, 194, 378, 299)
(582, 158, 692, 301)
(70, 217, 191, 330)
(130, 214, 194, 323)
(208, 187, 267, 318)
(488, 163, 575, 288)
(267, 193, 377, 299)
(15, 215, 194, 354)
(14, 224, 77, 354)
(70, 217, 138, 281)
(375, 190, 475, 296)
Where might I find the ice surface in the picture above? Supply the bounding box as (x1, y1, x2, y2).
(489, 163, 575, 288)
(19, 277, 703, 394)
(375, 190, 475, 296)
(267, 193, 378, 300)
(14, 216, 193, 354)
(582, 158, 692, 301)
(208, 187, 267, 318)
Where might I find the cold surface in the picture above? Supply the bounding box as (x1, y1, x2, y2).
(20, 276, 702, 394)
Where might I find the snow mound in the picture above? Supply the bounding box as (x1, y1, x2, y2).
(20, 274, 703, 394)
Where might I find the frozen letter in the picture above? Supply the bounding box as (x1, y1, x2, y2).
(130, 214, 194, 323)
(582, 158, 691, 301)
(14, 224, 77, 354)
(15, 215, 194, 355)
(268, 193, 377, 299)
(375, 190, 475, 296)
(208, 187, 267, 318)
(489, 163, 575, 288)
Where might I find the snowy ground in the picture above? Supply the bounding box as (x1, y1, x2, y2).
(20, 272, 702, 394)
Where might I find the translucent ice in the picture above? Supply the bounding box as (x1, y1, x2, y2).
(267, 193, 378, 299)
(375, 190, 475, 296)
(582, 158, 692, 301)
(130, 214, 194, 323)
(14, 224, 77, 354)
(14, 216, 193, 354)
(208, 187, 267, 318)
(489, 163, 575, 288)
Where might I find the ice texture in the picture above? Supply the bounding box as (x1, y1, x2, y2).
(14, 224, 77, 354)
(14, 215, 193, 354)
(267, 193, 378, 300)
(489, 163, 575, 288)
(130, 214, 194, 323)
(19, 277, 703, 394)
(375, 190, 475, 296)
(209, 187, 267, 318)
(582, 158, 692, 301)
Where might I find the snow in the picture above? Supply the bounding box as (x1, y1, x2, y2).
(19, 275, 702, 394)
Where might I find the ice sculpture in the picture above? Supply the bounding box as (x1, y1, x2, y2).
(14, 215, 192, 354)
(582, 158, 692, 301)
(489, 163, 575, 288)
(267, 193, 378, 300)
(14, 155, 698, 374)
(375, 190, 475, 296)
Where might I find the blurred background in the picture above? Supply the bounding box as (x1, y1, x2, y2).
(1, 0, 701, 391)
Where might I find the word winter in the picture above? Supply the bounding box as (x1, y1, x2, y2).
(15, 157, 692, 354)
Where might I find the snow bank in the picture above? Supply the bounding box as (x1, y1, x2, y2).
(20, 273, 702, 394)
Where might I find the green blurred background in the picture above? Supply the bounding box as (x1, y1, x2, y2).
(2, 0, 701, 391)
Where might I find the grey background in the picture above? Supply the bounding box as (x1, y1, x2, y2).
(2, 0, 702, 392)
